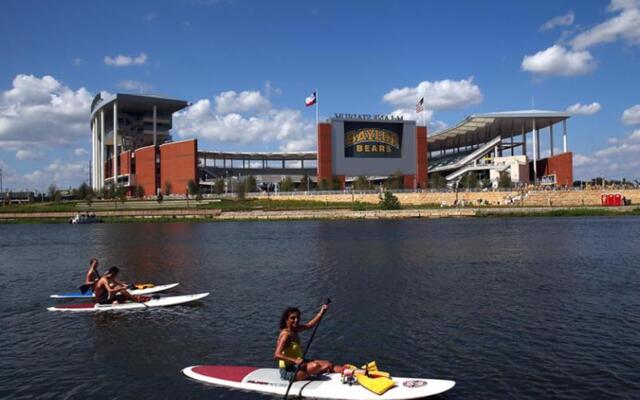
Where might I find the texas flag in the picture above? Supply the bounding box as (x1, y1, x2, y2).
(305, 91, 317, 107)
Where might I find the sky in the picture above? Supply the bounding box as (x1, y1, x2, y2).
(1, 0, 640, 191)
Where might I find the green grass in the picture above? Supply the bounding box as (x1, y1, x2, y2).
(0, 201, 79, 213)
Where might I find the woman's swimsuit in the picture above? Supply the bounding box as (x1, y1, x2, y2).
(279, 335, 303, 380)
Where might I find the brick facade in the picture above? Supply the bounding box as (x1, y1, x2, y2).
(531, 152, 573, 186)
(159, 139, 198, 195)
(317, 123, 333, 186)
(416, 126, 428, 189)
(134, 146, 157, 197)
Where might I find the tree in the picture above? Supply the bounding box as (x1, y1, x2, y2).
(498, 172, 512, 189)
(76, 182, 89, 200)
(243, 175, 257, 193)
(429, 173, 446, 189)
(279, 177, 294, 192)
(214, 178, 225, 195)
(379, 190, 401, 210)
(47, 184, 58, 202)
(164, 180, 173, 195)
(187, 179, 200, 197)
(319, 178, 330, 191)
(385, 171, 404, 189)
(353, 176, 371, 190)
(134, 185, 145, 199)
(236, 179, 246, 200)
(331, 176, 341, 190)
(299, 175, 312, 191)
(115, 185, 126, 204)
(461, 172, 478, 190)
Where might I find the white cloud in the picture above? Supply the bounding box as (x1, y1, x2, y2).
(174, 91, 315, 152)
(0, 74, 92, 151)
(16, 149, 42, 160)
(118, 80, 153, 93)
(73, 58, 83, 66)
(104, 53, 148, 67)
(574, 128, 640, 179)
(264, 81, 282, 97)
(382, 77, 483, 111)
(622, 104, 640, 124)
(214, 90, 271, 113)
(22, 160, 89, 189)
(521, 45, 596, 76)
(389, 109, 434, 126)
(566, 102, 601, 115)
(74, 148, 88, 156)
(571, 2, 640, 50)
(540, 11, 575, 31)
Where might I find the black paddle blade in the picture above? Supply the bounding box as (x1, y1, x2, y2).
(79, 284, 91, 294)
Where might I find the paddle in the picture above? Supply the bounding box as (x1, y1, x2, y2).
(283, 298, 332, 400)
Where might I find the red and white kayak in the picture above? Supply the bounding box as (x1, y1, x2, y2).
(181, 365, 455, 399)
(50, 283, 180, 299)
(47, 293, 209, 312)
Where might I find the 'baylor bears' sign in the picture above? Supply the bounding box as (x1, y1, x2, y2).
(344, 121, 403, 158)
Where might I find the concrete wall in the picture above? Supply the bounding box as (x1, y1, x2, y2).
(264, 189, 640, 207)
(159, 139, 198, 195)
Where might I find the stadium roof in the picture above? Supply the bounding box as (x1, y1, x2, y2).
(198, 150, 317, 161)
(90, 93, 188, 118)
(428, 110, 571, 152)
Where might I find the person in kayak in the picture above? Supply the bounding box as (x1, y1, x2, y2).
(93, 266, 146, 304)
(274, 304, 345, 381)
(82, 258, 100, 292)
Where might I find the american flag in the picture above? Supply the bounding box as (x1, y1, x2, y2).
(416, 97, 424, 113)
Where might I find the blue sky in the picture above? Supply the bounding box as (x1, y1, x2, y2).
(1, 0, 640, 191)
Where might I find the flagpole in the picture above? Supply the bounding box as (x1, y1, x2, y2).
(315, 88, 319, 128)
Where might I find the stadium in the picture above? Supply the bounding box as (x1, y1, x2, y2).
(89, 93, 573, 196)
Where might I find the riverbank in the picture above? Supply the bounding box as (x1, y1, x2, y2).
(1, 202, 638, 222)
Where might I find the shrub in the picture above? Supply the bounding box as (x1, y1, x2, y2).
(379, 190, 401, 210)
(279, 177, 294, 192)
(214, 178, 225, 195)
(164, 180, 173, 195)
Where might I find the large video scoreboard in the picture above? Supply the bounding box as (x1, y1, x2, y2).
(330, 114, 417, 176)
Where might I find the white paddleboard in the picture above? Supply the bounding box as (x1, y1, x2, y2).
(50, 283, 180, 299)
(182, 365, 455, 399)
(47, 293, 209, 312)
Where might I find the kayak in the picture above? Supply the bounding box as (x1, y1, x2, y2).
(181, 365, 455, 399)
(47, 293, 209, 312)
(50, 283, 180, 299)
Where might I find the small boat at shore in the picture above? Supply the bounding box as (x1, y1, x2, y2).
(70, 212, 101, 224)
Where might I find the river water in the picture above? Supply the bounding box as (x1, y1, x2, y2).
(0, 217, 639, 399)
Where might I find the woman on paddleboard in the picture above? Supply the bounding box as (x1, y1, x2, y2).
(275, 304, 345, 381)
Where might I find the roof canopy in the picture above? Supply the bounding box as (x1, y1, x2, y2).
(428, 110, 570, 152)
(198, 150, 317, 161)
(91, 93, 188, 118)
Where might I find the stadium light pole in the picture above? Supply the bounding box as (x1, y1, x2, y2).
(0, 167, 3, 193)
